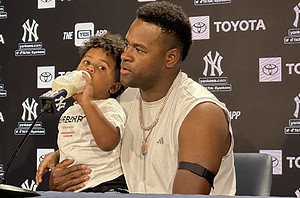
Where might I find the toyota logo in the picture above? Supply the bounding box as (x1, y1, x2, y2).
(272, 156, 279, 168)
(262, 64, 278, 75)
(40, 72, 53, 83)
(39, 154, 46, 162)
(192, 22, 207, 34)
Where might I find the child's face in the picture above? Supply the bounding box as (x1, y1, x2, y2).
(77, 48, 118, 100)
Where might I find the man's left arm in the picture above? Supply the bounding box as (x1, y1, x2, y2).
(172, 102, 231, 194)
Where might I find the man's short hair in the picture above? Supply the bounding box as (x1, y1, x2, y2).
(136, 1, 192, 61)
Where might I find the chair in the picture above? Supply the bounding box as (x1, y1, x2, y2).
(234, 153, 273, 196)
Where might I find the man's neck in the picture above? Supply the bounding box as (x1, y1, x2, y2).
(140, 71, 179, 102)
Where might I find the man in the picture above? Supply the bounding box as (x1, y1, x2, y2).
(36, 1, 236, 195)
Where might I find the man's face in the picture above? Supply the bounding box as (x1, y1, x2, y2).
(120, 19, 167, 90)
(77, 48, 116, 99)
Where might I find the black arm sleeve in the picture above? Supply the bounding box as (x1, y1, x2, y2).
(178, 161, 215, 188)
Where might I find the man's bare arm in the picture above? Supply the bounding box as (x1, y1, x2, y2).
(49, 159, 91, 191)
(172, 102, 231, 194)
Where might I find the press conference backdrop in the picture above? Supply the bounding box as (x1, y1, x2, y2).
(0, 0, 299, 196)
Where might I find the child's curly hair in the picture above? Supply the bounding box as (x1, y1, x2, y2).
(78, 32, 126, 98)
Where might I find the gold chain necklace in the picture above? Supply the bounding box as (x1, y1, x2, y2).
(139, 83, 175, 156)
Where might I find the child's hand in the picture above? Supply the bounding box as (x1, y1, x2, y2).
(73, 71, 93, 105)
(36, 150, 60, 186)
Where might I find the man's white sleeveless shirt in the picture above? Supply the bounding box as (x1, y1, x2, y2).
(119, 72, 236, 195)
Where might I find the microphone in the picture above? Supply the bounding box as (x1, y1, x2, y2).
(0, 70, 90, 197)
(39, 89, 68, 114)
(0, 103, 53, 197)
(39, 70, 90, 114)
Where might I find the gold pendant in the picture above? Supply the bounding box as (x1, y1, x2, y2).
(141, 141, 147, 156)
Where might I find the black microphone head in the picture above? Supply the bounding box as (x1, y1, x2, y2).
(39, 89, 68, 114)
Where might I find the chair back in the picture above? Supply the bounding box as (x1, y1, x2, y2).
(234, 153, 273, 196)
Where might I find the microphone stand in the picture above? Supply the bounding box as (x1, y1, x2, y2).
(0, 102, 52, 197)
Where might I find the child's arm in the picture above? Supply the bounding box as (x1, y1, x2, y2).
(81, 100, 121, 151)
(73, 72, 121, 151)
(36, 150, 60, 185)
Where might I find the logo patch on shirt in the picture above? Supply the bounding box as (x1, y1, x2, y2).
(59, 115, 85, 123)
(156, 137, 164, 144)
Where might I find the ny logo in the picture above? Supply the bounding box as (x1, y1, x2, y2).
(22, 98, 38, 121)
(21, 179, 37, 191)
(294, 93, 300, 118)
(0, 112, 3, 122)
(295, 188, 300, 198)
(22, 19, 39, 42)
(55, 96, 66, 112)
(294, 3, 300, 27)
(203, 51, 223, 76)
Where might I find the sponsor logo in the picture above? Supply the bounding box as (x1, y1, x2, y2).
(189, 16, 210, 40)
(21, 98, 38, 121)
(294, 3, 300, 27)
(40, 89, 67, 112)
(229, 111, 241, 120)
(59, 115, 85, 123)
(189, 17, 265, 39)
(38, 0, 56, 9)
(286, 156, 300, 168)
(0, 5, 7, 19)
(259, 150, 282, 175)
(284, 93, 300, 135)
(259, 57, 282, 82)
(37, 66, 55, 88)
(21, 179, 37, 191)
(156, 137, 164, 144)
(0, 83, 7, 97)
(63, 31, 73, 40)
(199, 51, 232, 92)
(74, 22, 94, 46)
(63, 23, 107, 45)
(14, 98, 45, 135)
(15, 19, 46, 57)
(203, 51, 223, 76)
(214, 19, 266, 33)
(286, 62, 300, 74)
(58, 71, 67, 76)
(0, 33, 4, 44)
(22, 19, 39, 42)
(0, 111, 4, 122)
(194, 0, 231, 5)
(284, 3, 300, 44)
(295, 188, 300, 197)
(36, 148, 54, 170)
(40, 72, 52, 82)
(95, 29, 107, 36)
(294, 94, 300, 118)
(0, 164, 4, 178)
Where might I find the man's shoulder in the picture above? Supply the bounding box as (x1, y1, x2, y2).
(117, 87, 139, 113)
(95, 98, 123, 110)
(118, 87, 139, 103)
(178, 72, 215, 100)
(174, 72, 227, 119)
